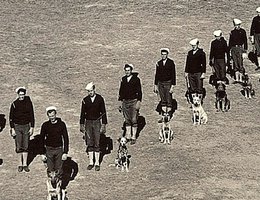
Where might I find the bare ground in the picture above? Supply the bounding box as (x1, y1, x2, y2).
(0, 0, 260, 199)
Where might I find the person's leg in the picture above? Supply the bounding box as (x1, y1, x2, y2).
(213, 60, 221, 80)
(22, 124, 30, 171)
(54, 147, 63, 178)
(195, 72, 203, 94)
(46, 147, 55, 176)
(86, 121, 94, 169)
(14, 125, 23, 172)
(122, 100, 132, 140)
(231, 47, 239, 81)
(93, 121, 101, 168)
(188, 73, 196, 94)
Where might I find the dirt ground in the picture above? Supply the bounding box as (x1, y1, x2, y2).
(0, 0, 260, 199)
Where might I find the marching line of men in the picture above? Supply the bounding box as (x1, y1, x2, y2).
(5, 7, 260, 178)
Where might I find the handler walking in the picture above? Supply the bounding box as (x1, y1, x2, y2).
(250, 7, 260, 70)
(80, 82, 107, 171)
(9, 86, 35, 172)
(154, 48, 176, 122)
(40, 106, 69, 178)
(118, 64, 142, 145)
(209, 30, 230, 82)
(229, 18, 248, 83)
(185, 38, 206, 94)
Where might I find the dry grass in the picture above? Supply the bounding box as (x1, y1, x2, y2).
(0, 0, 260, 199)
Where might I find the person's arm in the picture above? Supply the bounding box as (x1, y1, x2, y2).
(243, 29, 248, 51)
(209, 41, 214, 66)
(171, 60, 176, 86)
(79, 99, 86, 133)
(62, 122, 69, 154)
(100, 96, 107, 125)
(28, 98, 35, 136)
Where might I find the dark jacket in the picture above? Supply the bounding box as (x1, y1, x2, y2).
(250, 15, 260, 36)
(40, 118, 69, 154)
(229, 28, 248, 50)
(118, 72, 142, 102)
(154, 58, 176, 85)
(209, 37, 230, 61)
(185, 48, 206, 74)
(9, 96, 35, 128)
(80, 93, 107, 125)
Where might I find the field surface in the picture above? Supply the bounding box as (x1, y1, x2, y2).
(0, 0, 260, 200)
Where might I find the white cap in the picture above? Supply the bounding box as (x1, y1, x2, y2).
(85, 82, 95, 90)
(233, 18, 242, 25)
(213, 30, 222, 37)
(46, 106, 57, 112)
(256, 7, 260, 12)
(189, 38, 199, 46)
(160, 48, 170, 54)
(15, 86, 26, 94)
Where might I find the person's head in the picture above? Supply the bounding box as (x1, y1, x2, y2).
(189, 38, 199, 51)
(160, 48, 169, 60)
(16, 86, 26, 101)
(213, 30, 222, 40)
(257, 7, 260, 16)
(233, 18, 241, 29)
(46, 106, 57, 123)
(124, 64, 133, 77)
(85, 82, 96, 97)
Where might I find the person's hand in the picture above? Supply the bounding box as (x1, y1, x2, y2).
(28, 127, 34, 136)
(184, 73, 188, 78)
(135, 101, 141, 110)
(118, 102, 122, 113)
(200, 73, 205, 79)
(62, 154, 68, 161)
(251, 36, 254, 44)
(41, 155, 47, 162)
(169, 85, 174, 94)
(10, 128, 16, 138)
(153, 85, 158, 94)
(242, 53, 247, 60)
(100, 124, 106, 134)
(80, 124, 85, 133)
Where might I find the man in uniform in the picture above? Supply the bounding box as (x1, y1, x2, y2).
(118, 64, 142, 145)
(154, 48, 176, 122)
(229, 18, 248, 83)
(250, 7, 260, 70)
(80, 82, 107, 171)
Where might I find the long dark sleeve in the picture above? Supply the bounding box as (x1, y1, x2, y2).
(136, 78, 142, 101)
(62, 124, 69, 154)
(100, 97, 108, 124)
(201, 52, 206, 73)
(171, 61, 176, 85)
(154, 64, 159, 85)
(9, 103, 15, 128)
(29, 100, 35, 128)
(80, 100, 86, 125)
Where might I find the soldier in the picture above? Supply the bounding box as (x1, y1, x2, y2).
(185, 38, 206, 95)
(9, 87, 35, 172)
(118, 64, 142, 145)
(80, 82, 107, 171)
(250, 7, 260, 70)
(209, 30, 230, 82)
(40, 106, 69, 178)
(154, 48, 176, 122)
(229, 18, 248, 83)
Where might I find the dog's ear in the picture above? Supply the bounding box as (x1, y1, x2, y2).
(117, 138, 121, 143)
(127, 155, 131, 159)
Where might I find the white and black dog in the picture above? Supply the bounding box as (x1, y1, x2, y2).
(159, 111, 173, 144)
(47, 170, 63, 200)
(191, 93, 208, 125)
(215, 81, 230, 112)
(115, 137, 131, 172)
(241, 74, 255, 99)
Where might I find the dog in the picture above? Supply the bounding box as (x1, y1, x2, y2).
(241, 74, 255, 99)
(215, 81, 230, 112)
(191, 93, 208, 125)
(159, 112, 173, 144)
(115, 137, 131, 172)
(47, 170, 66, 200)
(185, 87, 206, 105)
